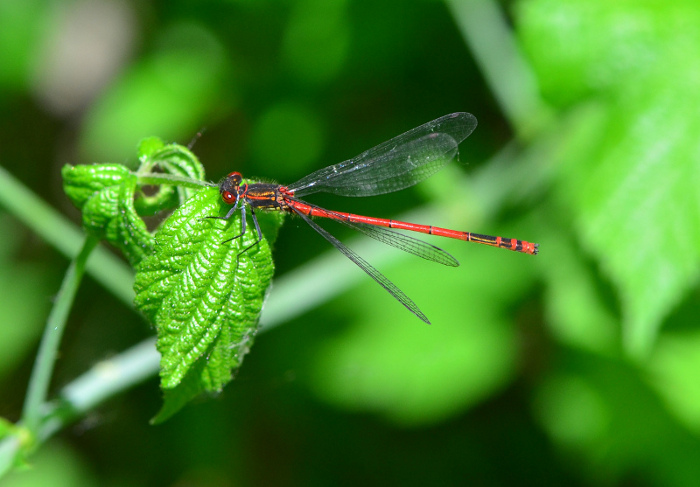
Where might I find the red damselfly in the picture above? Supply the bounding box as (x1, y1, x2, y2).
(214, 112, 538, 323)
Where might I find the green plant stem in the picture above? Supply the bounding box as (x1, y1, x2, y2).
(0, 338, 159, 473)
(39, 338, 159, 441)
(134, 172, 216, 190)
(0, 165, 134, 306)
(446, 0, 551, 139)
(21, 235, 99, 436)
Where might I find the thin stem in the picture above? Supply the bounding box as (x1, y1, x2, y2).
(21, 235, 99, 436)
(0, 166, 134, 306)
(0, 337, 159, 472)
(446, 0, 551, 139)
(39, 338, 160, 441)
(0, 435, 23, 477)
(134, 172, 216, 189)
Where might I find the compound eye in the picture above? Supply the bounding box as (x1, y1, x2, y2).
(221, 191, 236, 204)
(227, 171, 243, 184)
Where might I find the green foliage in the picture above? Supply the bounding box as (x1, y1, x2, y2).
(62, 164, 150, 266)
(134, 136, 207, 213)
(0, 0, 48, 90)
(134, 188, 283, 422)
(517, 0, 700, 357)
(61, 139, 207, 267)
(62, 139, 283, 421)
(2, 442, 99, 487)
(2, 0, 700, 484)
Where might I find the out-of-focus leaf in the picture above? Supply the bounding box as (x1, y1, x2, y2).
(0, 0, 48, 92)
(517, 0, 700, 108)
(648, 328, 700, 433)
(0, 417, 15, 439)
(250, 102, 324, 180)
(534, 373, 610, 447)
(281, 0, 350, 84)
(2, 442, 98, 487)
(533, 355, 700, 486)
(549, 82, 700, 359)
(133, 187, 284, 423)
(0, 419, 30, 475)
(533, 191, 619, 354)
(517, 0, 700, 357)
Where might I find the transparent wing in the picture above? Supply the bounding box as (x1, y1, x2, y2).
(292, 208, 431, 323)
(321, 209, 460, 267)
(288, 112, 477, 197)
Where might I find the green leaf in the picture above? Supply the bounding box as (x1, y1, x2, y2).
(532, 353, 700, 484)
(62, 140, 269, 420)
(2, 442, 96, 485)
(571, 86, 700, 358)
(133, 187, 284, 422)
(536, 213, 619, 354)
(517, 0, 700, 357)
(134, 136, 207, 216)
(648, 328, 700, 433)
(137, 136, 166, 160)
(0, 0, 48, 91)
(62, 139, 208, 267)
(517, 0, 700, 108)
(62, 164, 153, 266)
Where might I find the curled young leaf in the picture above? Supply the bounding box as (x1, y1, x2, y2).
(134, 136, 207, 215)
(62, 139, 209, 266)
(62, 164, 153, 266)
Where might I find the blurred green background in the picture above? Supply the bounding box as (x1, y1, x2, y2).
(2, 0, 700, 485)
